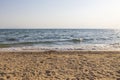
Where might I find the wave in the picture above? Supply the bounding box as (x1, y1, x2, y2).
(0, 41, 54, 48)
(5, 41, 54, 46)
(0, 37, 95, 47)
(34, 38, 93, 43)
(6, 38, 19, 41)
(68, 38, 94, 42)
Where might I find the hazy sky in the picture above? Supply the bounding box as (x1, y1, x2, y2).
(0, 0, 120, 29)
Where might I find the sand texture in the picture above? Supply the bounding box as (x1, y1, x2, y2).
(0, 51, 120, 80)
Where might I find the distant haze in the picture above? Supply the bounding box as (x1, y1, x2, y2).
(0, 0, 120, 29)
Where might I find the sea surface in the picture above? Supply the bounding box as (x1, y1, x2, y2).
(0, 29, 120, 50)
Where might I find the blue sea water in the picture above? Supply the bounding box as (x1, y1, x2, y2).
(0, 29, 120, 48)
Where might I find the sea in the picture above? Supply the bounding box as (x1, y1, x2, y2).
(0, 29, 120, 51)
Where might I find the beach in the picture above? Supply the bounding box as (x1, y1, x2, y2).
(0, 50, 120, 80)
(1, 0, 120, 79)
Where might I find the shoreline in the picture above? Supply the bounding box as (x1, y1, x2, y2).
(0, 45, 120, 52)
(1, 49, 120, 52)
(1, 50, 120, 54)
(0, 43, 120, 52)
(0, 47, 120, 52)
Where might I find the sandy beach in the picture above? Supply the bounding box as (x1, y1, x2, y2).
(0, 51, 120, 80)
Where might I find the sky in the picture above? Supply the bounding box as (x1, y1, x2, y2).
(0, 0, 120, 29)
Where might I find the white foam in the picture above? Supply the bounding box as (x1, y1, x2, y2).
(0, 44, 120, 52)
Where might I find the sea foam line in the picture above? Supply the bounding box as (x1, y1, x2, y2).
(0, 44, 120, 51)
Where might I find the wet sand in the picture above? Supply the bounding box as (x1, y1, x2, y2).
(0, 51, 120, 80)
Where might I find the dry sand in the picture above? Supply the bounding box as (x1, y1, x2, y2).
(0, 51, 120, 80)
